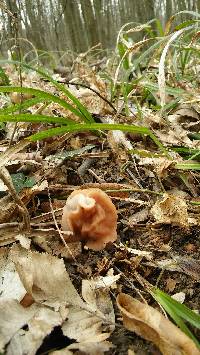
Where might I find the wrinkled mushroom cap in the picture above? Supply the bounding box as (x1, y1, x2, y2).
(61, 188, 117, 250)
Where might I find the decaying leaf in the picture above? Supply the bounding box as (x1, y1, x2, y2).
(0, 245, 118, 354)
(139, 157, 175, 179)
(128, 207, 150, 225)
(147, 257, 200, 280)
(117, 293, 200, 355)
(68, 340, 113, 354)
(62, 270, 118, 344)
(0, 247, 26, 301)
(10, 245, 84, 309)
(62, 307, 111, 343)
(151, 193, 189, 227)
(0, 299, 37, 352)
(171, 255, 200, 281)
(82, 270, 119, 328)
(51, 340, 113, 355)
(6, 307, 63, 355)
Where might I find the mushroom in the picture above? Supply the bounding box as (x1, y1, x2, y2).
(61, 188, 117, 250)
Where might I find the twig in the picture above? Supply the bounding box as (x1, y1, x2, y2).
(57, 80, 117, 113)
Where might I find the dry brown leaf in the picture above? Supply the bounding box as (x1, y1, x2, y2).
(82, 270, 119, 329)
(0, 180, 47, 225)
(165, 277, 177, 292)
(0, 299, 38, 352)
(171, 255, 200, 280)
(146, 257, 200, 280)
(10, 245, 84, 309)
(151, 193, 189, 227)
(139, 157, 176, 179)
(0, 247, 26, 301)
(67, 340, 113, 354)
(0, 140, 30, 168)
(51, 340, 113, 355)
(117, 293, 200, 355)
(62, 307, 110, 343)
(128, 208, 150, 225)
(62, 271, 118, 345)
(51, 349, 73, 355)
(6, 307, 63, 355)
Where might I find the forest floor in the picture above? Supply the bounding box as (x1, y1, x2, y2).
(0, 52, 200, 355)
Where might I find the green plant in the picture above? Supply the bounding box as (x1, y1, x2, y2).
(112, 11, 200, 112)
(152, 288, 200, 349)
(0, 60, 167, 157)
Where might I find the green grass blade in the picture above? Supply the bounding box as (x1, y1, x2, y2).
(188, 133, 200, 140)
(0, 66, 10, 85)
(175, 20, 198, 30)
(0, 60, 94, 123)
(0, 97, 46, 115)
(153, 289, 200, 329)
(160, 301, 200, 349)
(175, 162, 200, 171)
(176, 10, 200, 19)
(189, 151, 200, 160)
(142, 81, 185, 96)
(0, 113, 72, 125)
(0, 86, 80, 120)
(152, 288, 200, 349)
(27, 122, 167, 155)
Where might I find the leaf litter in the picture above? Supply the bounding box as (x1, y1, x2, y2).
(0, 43, 200, 355)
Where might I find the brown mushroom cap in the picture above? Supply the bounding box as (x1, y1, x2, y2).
(61, 188, 117, 250)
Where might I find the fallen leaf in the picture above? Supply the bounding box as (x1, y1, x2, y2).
(67, 340, 113, 354)
(172, 292, 186, 304)
(62, 307, 110, 343)
(151, 193, 189, 227)
(0, 299, 37, 352)
(51, 340, 113, 355)
(10, 245, 84, 309)
(117, 293, 199, 355)
(0, 247, 26, 301)
(128, 208, 150, 225)
(62, 270, 118, 345)
(165, 277, 177, 292)
(171, 255, 200, 281)
(82, 270, 119, 330)
(6, 307, 63, 355)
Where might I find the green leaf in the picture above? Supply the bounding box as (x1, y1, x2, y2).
(0, 113, 72, 125)
(0, 97, 48, 115)
(188, 133, 200, 140)
(152, 288, 200, 349)
(11, 173, 35, 193)
(153, 289, 200, 329)
(176, 161, 200, 171)
(0, 67, 10, 86)
(0, 86, 83, 121)
(142, 81, 185, 96)
(175, 20, 197, 30)
(27, 122, 168, 156)
(0, 60, 94, 123)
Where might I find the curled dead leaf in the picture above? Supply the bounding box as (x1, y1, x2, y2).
(117, 293, 199, 355)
